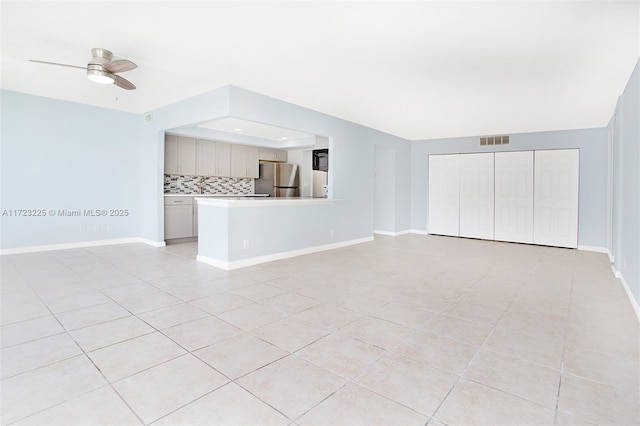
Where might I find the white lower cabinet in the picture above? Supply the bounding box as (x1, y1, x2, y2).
(164, 197, 194, 240)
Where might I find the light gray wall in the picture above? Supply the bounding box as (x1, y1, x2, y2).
(225, 86, 412, 241)
(135, 85, 413, 246)
(610, 59, 639, 306)
(0, 90, 142, 249)
(136, 86, 231, 242)
(410, 127, 609, 248)
(374, 146, 396, 232)
(0, 85, 411, 250)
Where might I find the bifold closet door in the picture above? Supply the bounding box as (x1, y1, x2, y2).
(459, 153, 494, 240)
(428, 154, 459, 236)
(494, 151, 534, 243)
(533, 149, 579, 248)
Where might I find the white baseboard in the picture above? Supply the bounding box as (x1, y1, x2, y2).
(409, 229, 430, 235)
(373, 230, 411, 236)
(0, 237, 165, 255)
(578, 245, 609, 254)
(137, 238, 167, 248)
(611, 265, 640, 322)
(577, 245, 615, 263)
(197, 236, 374, 270)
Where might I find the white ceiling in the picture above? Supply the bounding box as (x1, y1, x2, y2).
(1, 1, 638, 140)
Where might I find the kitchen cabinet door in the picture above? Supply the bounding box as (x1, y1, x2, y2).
(246, 146, 259, 178)
(428, 154, 460, 236)
(164, 205, 194, 239)
(274, 149, 288, 162)
(164, 135, 179, 175)
(196, 139, 215, 176)
(459, 153, 494, 240)
(231, 144, 259, 178)
(230, 144, 248, 177)
(165, 135, 196, 175)
(215, 142, 231, 177)
(177, 137, 197, 175)
(533, 149, 579, 248)
(259, 147, 275, 161)
(494, 151, 534, 243)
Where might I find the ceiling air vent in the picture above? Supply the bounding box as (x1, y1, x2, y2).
(480, 135, 509, 146)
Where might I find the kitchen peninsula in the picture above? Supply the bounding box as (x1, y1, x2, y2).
(196, 196, 356, 270)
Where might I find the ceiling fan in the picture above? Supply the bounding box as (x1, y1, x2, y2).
(30, 48, 137, 90)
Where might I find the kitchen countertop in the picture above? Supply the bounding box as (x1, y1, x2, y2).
(195, 196, 335, 207)
(164, 193, 270, 197)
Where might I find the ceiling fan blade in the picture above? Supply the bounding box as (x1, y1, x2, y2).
(103, 59, 137, 73)
(29, 59, 87, 70)
(114, 74, 136, 90)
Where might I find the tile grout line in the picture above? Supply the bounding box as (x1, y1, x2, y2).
(2, 248, 148, 425)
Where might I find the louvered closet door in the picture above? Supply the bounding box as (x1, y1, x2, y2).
(428, 154, 459, 236)
(459, 153, 494, 240)
(533, 149, 579, 248)
(494, 151, 534, 243)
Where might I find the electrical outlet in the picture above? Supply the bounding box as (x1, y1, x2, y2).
(330, 229, 334, 238)
(243, 240, 249, 249)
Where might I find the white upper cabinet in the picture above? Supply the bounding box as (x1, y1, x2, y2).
(165, 134, 179, 174)
(533, 149, 579, 248)
(428, 154, 460, 237)
(166, 134, 263, 179)
(259, 147, 288, 162)
(196, 139, 231, 177)
(231, 144, 259, 178)
(275, 149, 288, 162)
(196, 139, 215, 176)
(259, 147, 275, 161)
(215, 142, 231, 177)
(165, 135, 196, 175)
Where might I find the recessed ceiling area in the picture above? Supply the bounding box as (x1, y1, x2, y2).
(168, 117, 319, 149)
(1, 1, 638, 140)
(198, 118, 315, 142)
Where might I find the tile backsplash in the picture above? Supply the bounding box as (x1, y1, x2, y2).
(164, 175, 254, 194)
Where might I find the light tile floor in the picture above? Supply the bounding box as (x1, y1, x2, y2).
(1, 235, 638, 425)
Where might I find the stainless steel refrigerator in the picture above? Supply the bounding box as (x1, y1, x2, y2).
(255, 163, 300, 197)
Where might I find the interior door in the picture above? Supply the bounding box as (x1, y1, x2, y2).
(494, 151, 534, 243)
(459, 153, 494, 240)
(533, 149, 579, 248)
(428, 154, 460, 236)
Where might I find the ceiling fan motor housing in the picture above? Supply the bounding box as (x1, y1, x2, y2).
(90, 48, 113, 65)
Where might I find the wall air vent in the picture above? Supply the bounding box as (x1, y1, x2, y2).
(480, 135, 509, 146)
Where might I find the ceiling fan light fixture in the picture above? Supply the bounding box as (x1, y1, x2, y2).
(87, 68, 115, 85)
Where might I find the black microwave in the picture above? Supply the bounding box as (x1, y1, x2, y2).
(312, 149, 329, 171)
